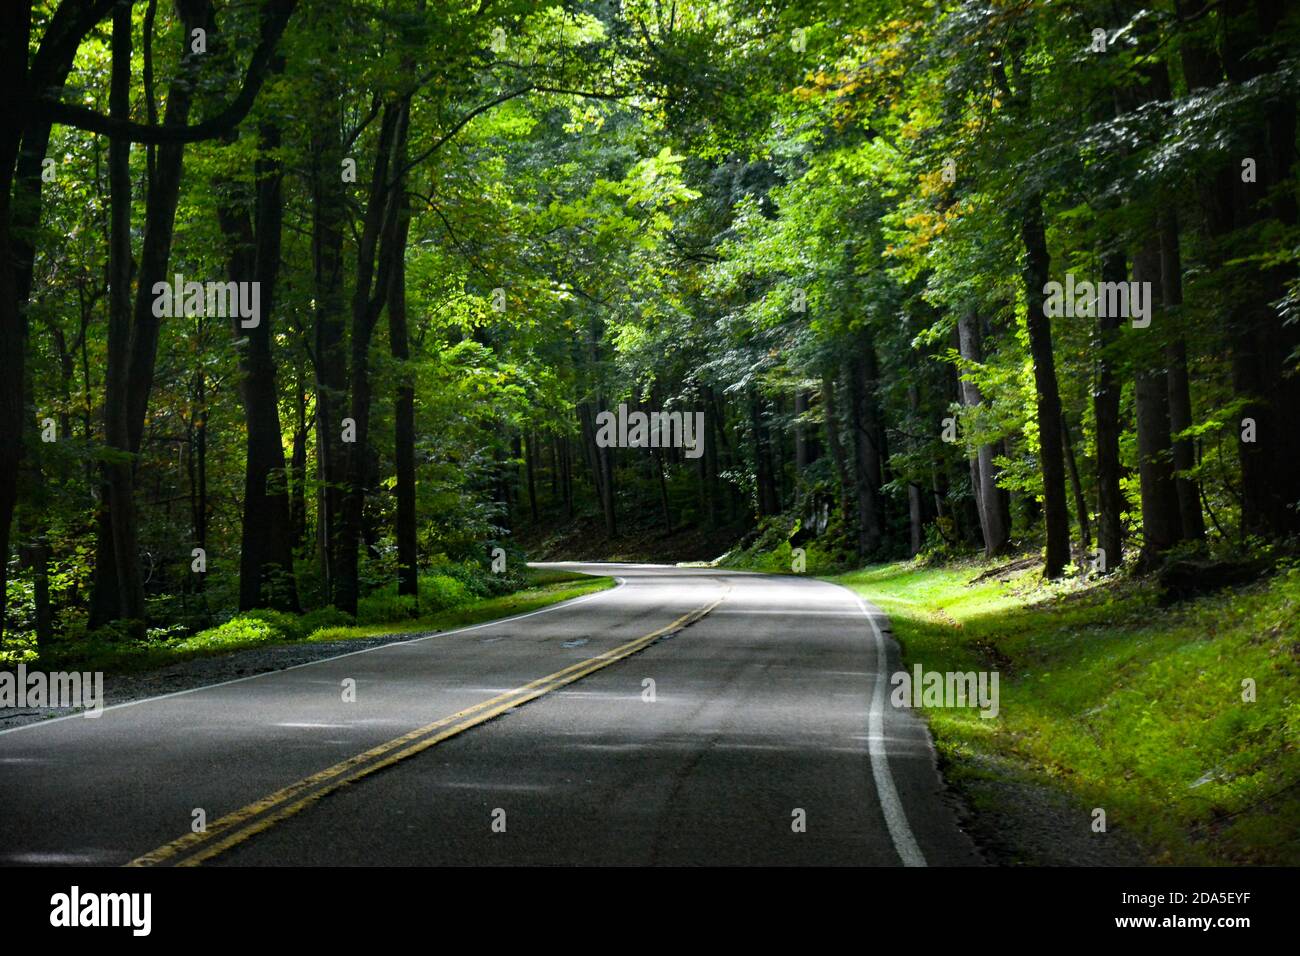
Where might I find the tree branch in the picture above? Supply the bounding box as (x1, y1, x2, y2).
(33, 0, 298, 145)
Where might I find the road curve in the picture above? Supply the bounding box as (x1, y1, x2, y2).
(0, 564, 981, 866)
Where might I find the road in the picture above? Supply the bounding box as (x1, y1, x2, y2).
(0, 564, 981, 866)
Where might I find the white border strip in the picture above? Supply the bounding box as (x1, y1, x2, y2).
(853, 592, 927, 867)
(0, 576, 627, 739)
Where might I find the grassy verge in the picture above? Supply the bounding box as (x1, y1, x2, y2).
(829, 557, 1300, 865)
(303, 569, 614, 642)
(23, 568, 614, 675)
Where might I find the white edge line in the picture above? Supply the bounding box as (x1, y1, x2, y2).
(0, 575, 628, 739)
(852, 592, 927, 868)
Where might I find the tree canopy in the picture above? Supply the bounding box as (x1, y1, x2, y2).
(2, 0, 1297, 648)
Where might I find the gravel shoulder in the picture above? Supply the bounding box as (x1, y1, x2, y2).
(0, 631, 436, 732)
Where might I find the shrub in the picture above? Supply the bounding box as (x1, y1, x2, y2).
(242, 608, 302, 639)
(296, 606, 354, 639)
(174, 615, 285, 652)
(421, 574, 472, 611)
(355, 592, 420, 625)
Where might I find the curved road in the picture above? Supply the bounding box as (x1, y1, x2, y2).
(0, 564, 981, 866)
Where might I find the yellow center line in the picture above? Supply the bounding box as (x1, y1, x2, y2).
(128, 584, 729, 867)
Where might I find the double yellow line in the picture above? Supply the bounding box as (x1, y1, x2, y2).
(128, 586, 727, 867)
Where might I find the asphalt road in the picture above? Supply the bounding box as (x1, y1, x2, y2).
(0, 564, 981, 866)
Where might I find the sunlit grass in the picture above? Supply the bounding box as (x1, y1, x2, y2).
(14, 571, 613, 675)
(305, 573, 613, 642)
(830, 557, 1300, 864)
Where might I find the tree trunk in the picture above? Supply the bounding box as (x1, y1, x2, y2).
(846, 349, 883, 556)
(822, 373, 853, 523)
(1192, 0, 1300, 538)
(1158, 210, 1206, 542)
(525, 431, 540, 523)
(599, 411, 616, 536)
(1019, 195, 1071, 577)
(337, 102, 406, 615)
(653, 443, 672, 532)
(217, 110, 299, 612)
(701, 386, 719, 527)
(189, 360, 208, 595)
(906, 383, 925, 555)
(311, 78, 349, 608)
(561, 435, 573, 520)
(1062, 415, 1090, 556)
(290, 375, 308, 548)
(95, 2, 146, 629)
(1132, 236, 1183, 560)
(1, 0, 96, 638)
(1094, 249, 1127, 573)
(749, 393, 779, 518)
(956, 310, 1010, 556)
(387, 192, 418, 597)
(90, 0, 212, 627)
(794, 388, 809, 506)
(578, 401, 616, 536)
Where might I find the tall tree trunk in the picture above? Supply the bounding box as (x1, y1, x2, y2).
(599, 410, 616, 536)
(1094, 249, 1127, 572)
(1062, 415, 1090, 556)
(773, 393, 789, 510)
(387, 192, 418, 597)
(701, 386, 719, 527)
(793, 387, 809, 507)
(290, 375, 308, 548)
(0, 2, 30, 640)
(189, 359, 208, 595)
(1132, 236, 1183, 561)
(1158, 210, 1206, 542)
(17, 353, 52, 648)
(96, 1, 146, 629)
(930, 459, 950, 539)
(1019, 195, 1071, 577)
(90, 0, 211, 627)
(945, 349, 978, 543)
(822, 372, 853, 523)
(1219, 0, 1300, 537)
(578, 401, 616, 536)
(708, 387, 739, 519)
(1180, 0, 1300, 538)
(906, 383, 925, 556)
(217, 110, 299, 612)
(561, 435, 573, 520)
(846, 350, 883, 556)
(957, 310, 1010, 556)
(525, 431, 540, 523)
(311, 74, 348, 608)
(653, 443, 672, 532)
(337, 101, 406, 615)
(1, 0, 101, 638)
(749, 393, 779, 517)
(549, 436, 559, 500)
(578, 403, 603, 513)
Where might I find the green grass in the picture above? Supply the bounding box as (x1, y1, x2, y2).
(304, 570, 614, 642)
(21, 569, 614, 675)
(829, 557, 1300, 864)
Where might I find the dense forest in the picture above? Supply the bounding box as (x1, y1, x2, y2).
(2, 0, 1297, 651)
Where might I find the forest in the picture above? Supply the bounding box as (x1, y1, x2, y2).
(2, 0, 1297, 656)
